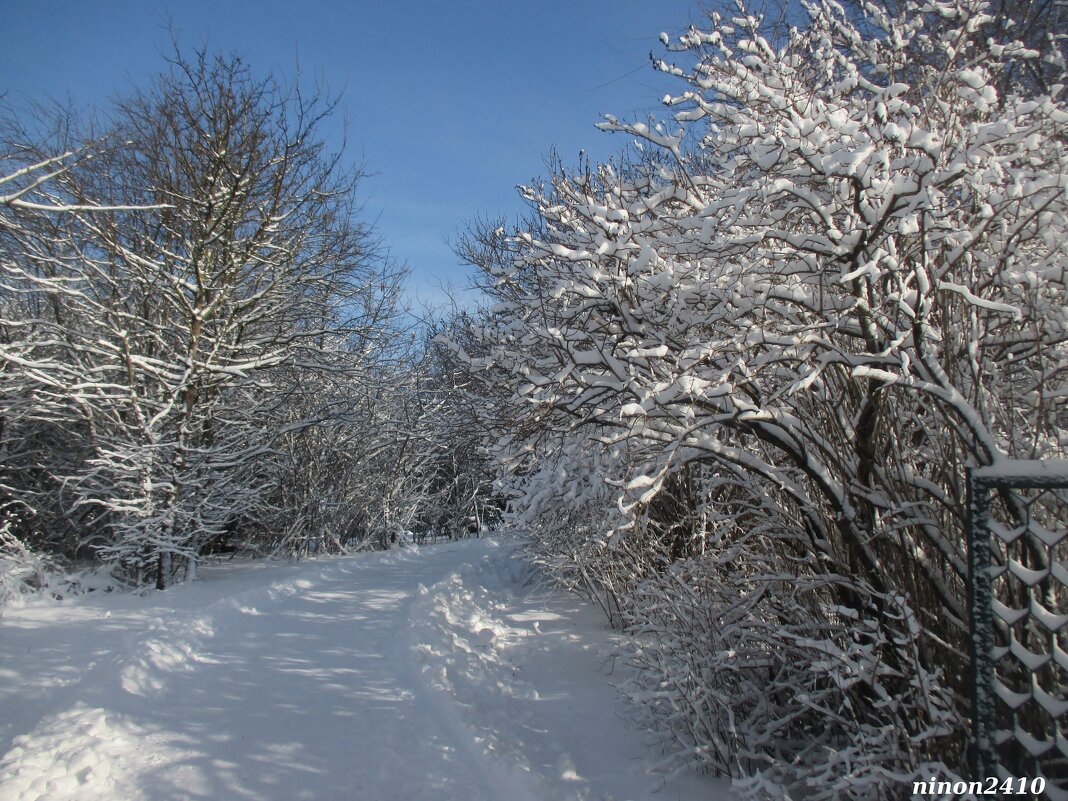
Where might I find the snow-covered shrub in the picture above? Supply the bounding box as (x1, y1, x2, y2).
(513, 440, 637, 624)
(0, 518, 53, 606)
(457, 0, 1067, 793)
(621, 512, 961, 799)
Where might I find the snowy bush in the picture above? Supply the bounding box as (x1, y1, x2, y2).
(0, 518, 53, 606)
(456, 0, 1067, 794)
(621, 528, 961, 799)
(508, 440, 632, 623)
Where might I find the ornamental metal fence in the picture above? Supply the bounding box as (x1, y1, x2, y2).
(968, 461, 1068, 799)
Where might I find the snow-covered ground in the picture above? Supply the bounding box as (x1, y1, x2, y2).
(0, 538, 734, 801)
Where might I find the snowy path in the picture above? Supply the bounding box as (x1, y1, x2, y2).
(0, 539, 732, 801)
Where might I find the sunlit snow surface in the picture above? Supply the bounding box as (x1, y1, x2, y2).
(0, 539, 734, 801)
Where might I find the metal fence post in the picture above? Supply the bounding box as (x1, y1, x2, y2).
(967, 467, 998, 780)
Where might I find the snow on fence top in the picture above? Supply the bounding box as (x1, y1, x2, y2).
(972, 460, 1068, 486)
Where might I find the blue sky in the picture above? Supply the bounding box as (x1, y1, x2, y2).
(1, 1, 704, 308)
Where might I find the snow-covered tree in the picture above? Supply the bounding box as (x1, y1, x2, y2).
(458, 0, 1067, 795)
(0, 49, 403, 587)
(419, 311, 506, 539)
(0, 140, 137, 572)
